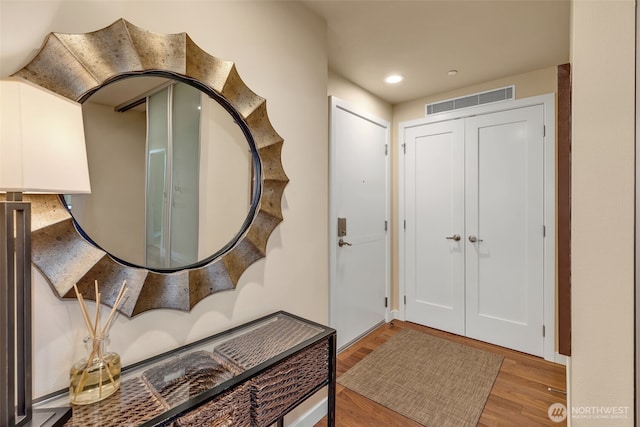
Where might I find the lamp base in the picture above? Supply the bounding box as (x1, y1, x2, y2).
(21, 408, 72, 427)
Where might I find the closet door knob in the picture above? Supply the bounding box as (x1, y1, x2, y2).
(445, 234, 461, 241)
(468, 235, 483, 243)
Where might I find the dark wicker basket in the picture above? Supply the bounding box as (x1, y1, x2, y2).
(64, 377, 166, 427)
(214, 315, 320, 369)
(141, 350, 240, 408)
(173, 382, 251, 427)
(249, 340, 329, 427)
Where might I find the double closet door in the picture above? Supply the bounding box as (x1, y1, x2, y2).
(404, 105, 545, 357)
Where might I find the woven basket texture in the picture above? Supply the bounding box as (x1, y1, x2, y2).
(173, 382, 251, 427)
(250, 340, 329, 427)
(141, 350, 240, 408)
(214, 316, 319, 369)
(64, 377, 165, 427)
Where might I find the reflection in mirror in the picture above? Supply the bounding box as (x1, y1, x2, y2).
(66, 76, 253, 270)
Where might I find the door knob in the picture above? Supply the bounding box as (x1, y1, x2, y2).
(445, 234, 461, 241)
(338, 238, 352, 247)
(468, 235, 483, 243)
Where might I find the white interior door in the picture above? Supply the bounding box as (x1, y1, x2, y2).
(329, 97, 389, 350)
(464, 106, 544, 356)
(405, 119, 465, 335)
(403, 102, 547, 357)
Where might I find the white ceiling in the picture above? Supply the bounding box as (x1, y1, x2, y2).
(300, 0, 570, 105)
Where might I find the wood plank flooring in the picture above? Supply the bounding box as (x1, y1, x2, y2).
(315, 320, 567, 426)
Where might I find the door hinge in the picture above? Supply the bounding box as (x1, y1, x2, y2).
(543, 325, 546, 337)
(543, 125, 546, 137)
(385, 297, 388, 308)
(402, 143, 406, 154)
(385, 144, 388, 155)
(543, 225, 546, 237)
(403, 219, 406, 230)
(404, 295, 407, 305)
(385, 220, 388, 231)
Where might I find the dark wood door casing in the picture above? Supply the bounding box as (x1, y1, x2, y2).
(557, 63, 571, 356)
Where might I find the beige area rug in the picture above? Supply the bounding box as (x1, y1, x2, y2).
(337, 329, 503, 427)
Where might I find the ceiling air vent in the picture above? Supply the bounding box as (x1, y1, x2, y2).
(425, 85, 515, 116)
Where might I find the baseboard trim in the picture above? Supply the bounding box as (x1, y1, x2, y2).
(391, 309, 403, 321)
(338, 321, 385, 353)
(287, 397, 328, 427)
(554, 352, 568, 366)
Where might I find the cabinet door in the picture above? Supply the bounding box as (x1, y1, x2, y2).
(464, 105, 545, 357)
(405, 119, 465, 335)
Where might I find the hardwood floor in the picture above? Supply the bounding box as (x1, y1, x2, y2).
(315, 320, 567, 427)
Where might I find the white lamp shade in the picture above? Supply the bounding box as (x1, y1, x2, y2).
(0, 78, 91, 194)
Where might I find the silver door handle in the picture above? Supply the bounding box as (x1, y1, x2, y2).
(445, 234, 461, 241)
(468, 235, 483, 243)
(338, 238, 352, 247)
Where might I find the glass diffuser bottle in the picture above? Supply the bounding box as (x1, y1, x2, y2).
(69, 335, 121, 405)
(70, 280, 128, 405)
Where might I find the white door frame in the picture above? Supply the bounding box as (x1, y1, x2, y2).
(329, 96, 391, 348)
(398, 93, 557, 362)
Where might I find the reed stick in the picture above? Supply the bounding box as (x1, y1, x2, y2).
(74, 284, 94, 338)
(93, 280, 100, 338)
(101, 280, 127, 337)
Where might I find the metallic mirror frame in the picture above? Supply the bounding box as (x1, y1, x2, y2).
(12, 19, 288, 316)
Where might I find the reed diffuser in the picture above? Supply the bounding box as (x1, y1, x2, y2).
(69, 280, 128, 405)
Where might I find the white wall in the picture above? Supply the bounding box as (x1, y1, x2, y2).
(570, 0, 635, 425)
(393, 66, 557, 126)
(0, 0, 329, 400)
(328, 71, 393, 123)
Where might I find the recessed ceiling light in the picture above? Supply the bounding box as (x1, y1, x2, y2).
(447, 70, 458, 76)
(384, 74, 404, 84)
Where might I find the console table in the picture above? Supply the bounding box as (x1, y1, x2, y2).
(34, 311, 336, 426)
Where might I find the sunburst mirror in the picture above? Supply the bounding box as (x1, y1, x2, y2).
(12, 19, 288, 316)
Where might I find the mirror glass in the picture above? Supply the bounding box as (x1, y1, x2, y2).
(66, 76, 255, 270)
